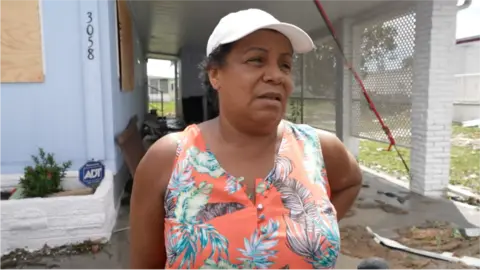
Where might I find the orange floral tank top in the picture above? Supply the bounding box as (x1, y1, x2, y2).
(163, 121, 340, 269)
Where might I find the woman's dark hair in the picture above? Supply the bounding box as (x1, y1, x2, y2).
(198, 43, 234, 119)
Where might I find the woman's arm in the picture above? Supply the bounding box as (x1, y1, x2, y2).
(317, 130, 362, 220)
(129, 133, 179, 269)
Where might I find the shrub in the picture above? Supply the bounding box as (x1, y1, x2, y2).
(19, 148, 72, 198)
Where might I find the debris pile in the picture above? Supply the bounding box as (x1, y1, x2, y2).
(1, 240, 106, 269)
(340, 221, 480, 269)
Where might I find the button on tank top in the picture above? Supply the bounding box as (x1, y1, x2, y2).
(163, 121, 340, 269)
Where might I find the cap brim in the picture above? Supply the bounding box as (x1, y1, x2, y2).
(220, 22, 316, 54)
(263, 23, 316, 54)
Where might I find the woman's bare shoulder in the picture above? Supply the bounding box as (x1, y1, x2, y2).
(314, 129, 352, 160)
(144, 132, 181, 163)
(314, 128, 362, 186)
(134, 132, 180, 193)
(130, 133, 181, 269)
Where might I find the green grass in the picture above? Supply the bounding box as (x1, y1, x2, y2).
(286, 98, 336, 131)
(149, 101, 175, 116)
(452, 123, 480, 140)
(358, 140, 411, 179)
(449, 145, 480, 191)
(359, 123, 480, 192)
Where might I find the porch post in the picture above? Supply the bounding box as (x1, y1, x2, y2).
(174, 60, 179, 117)
(299, 54, 305, 124)
(334, 18, 359, 157)
(410, 0, 457, 197)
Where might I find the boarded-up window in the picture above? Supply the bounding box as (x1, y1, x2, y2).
(1, 0, 44, 83)
(117, 0, 134, 92)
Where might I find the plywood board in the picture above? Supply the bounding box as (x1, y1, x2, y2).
(117, 0, 135, 92)
(1, 0, 44, 83)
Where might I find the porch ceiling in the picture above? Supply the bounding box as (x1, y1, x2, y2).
(128, 0, 391, 59)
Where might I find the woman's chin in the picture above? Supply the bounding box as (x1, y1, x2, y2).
(250, 111, 283, 126)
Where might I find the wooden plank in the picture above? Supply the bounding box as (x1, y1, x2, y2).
(117, 0, 135, 91)
(1, 0, 44, 83)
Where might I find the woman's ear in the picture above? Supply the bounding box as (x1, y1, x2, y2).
(208, 68, 220, 91)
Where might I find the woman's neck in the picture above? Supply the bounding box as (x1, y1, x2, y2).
(214, 115, 282, 150)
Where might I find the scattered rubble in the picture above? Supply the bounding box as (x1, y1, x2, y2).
(448, 185, 480, 207)
(451, 135, 480, 150)
(395, 221, 480, 257)
(340, 221, 480, 269)
(354, 198, 409, 215)
(1, 240, 107, 269)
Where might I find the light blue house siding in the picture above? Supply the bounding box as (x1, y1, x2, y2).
(1, 0, 146, 178)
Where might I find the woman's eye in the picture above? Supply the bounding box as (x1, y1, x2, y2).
(281, 63, 292, 71)
(248, 58, 263, 63)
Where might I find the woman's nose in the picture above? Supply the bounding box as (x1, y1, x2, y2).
(262, 63, 284, 84)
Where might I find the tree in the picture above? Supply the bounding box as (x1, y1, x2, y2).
(359, 24, 398, 76)
(401, 55, 413, 70)
(304, 41, 338, 98)
(299, 23, 399, 97)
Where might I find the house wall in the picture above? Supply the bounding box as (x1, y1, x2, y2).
(453, 41, 480, 122)
(1, 0, 147, 188)
(147, 77, 175, 102)
(454, 41, 480, 74)
(103, 0, 148, 172)
(1, 0, 89, 174)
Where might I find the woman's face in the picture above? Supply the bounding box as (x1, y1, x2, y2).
(209, 29, 294, 133)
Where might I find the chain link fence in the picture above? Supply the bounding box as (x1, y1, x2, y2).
(285, 55, 304, 124)
(286, 37, 337, 132)
(351, 9, 416, 147)
(285, 9, 416, 148)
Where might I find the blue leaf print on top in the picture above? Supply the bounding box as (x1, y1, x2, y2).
(225, 175, 244, 194)
(167, 223, 229, 269)
(188, 147, 225, 178)
(269, 154, 340, 269)
(285, 216, 340, 269)
(165, 158, 195, 218)
(167, 181, 230, 269)
(237, 219, 280, 269)
(169, 159, 195, 197)
(201, 258, 239, 269)
(291, 124, 328, 191)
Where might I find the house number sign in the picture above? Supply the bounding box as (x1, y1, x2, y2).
(86, 12, 95, 60)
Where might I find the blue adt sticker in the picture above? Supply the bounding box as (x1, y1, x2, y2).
(79, 161, 105, 188)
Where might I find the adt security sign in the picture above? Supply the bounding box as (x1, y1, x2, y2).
(79, 160, 105, 188)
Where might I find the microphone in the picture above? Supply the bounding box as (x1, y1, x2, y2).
(357, 257, 389, 269)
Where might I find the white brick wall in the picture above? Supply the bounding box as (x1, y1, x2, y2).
(0, 171, 117, 254)
(410, 0, 457, 197)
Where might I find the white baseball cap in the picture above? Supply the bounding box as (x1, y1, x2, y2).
(206, 8, 315, 56)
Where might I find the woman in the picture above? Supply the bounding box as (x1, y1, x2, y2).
(130, 8, 362, 269)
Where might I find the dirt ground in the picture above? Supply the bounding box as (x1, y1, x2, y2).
(337, 171, 480, 269)
(340, 222, 480, 269)
(452, 133, 480, 150)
